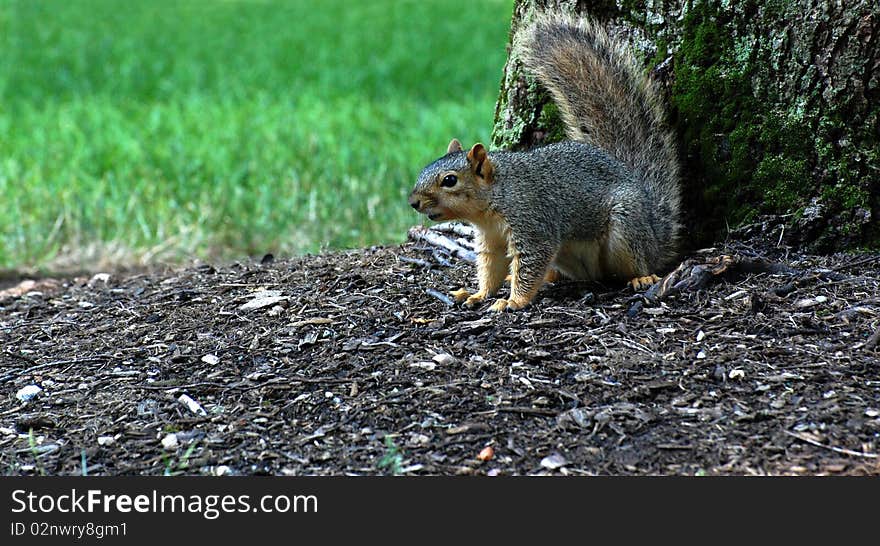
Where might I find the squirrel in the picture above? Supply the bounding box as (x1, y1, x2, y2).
(408, 13, 681, 312)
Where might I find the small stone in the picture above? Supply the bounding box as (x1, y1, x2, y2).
(97, 436, 115, 446)
(201, 354, 220, 365)
(729, 369, 745, 380)
(239, 291, 288, 311)
(540, 453, 568, 470)
(696, 350, 707, 359)
(724, 289, 748, 301)
(16, 385, 42, 402)
(177, 394, 207, 416)
(432, 353, 457, 365)
(865, 408, 879, 418)
(477, 446, 495, 461)
(161, 434, 179, 450)
(696, 330, 706, 342)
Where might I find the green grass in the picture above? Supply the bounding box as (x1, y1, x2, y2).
(0, 0, 514, 270)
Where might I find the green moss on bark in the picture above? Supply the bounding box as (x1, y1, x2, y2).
(669, 0, 878, 250)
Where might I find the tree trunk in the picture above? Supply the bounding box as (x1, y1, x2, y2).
(493, 0, 879, 252)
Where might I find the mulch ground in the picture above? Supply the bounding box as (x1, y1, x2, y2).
(1, 227, 879, 475)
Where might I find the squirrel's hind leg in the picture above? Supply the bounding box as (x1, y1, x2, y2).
(603, 211, 663, 291)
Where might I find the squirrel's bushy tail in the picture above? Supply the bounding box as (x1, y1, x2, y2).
(517, 14, 681, 256)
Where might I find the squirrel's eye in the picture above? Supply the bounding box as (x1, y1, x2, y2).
(441, 174, 458, 188)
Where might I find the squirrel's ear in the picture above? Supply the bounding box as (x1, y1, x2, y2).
(447, 138, 463, 154)
(466, 143, 494, 181)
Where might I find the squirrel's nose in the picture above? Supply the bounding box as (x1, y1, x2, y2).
(409, 196, 421, 210)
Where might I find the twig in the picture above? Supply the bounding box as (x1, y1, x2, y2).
(784, 431, 878, 459)
(430, 222, 476, 238)
(0, 356, 112, 384)
(657, 444, 694, 451)
(431, 250, 453, 268)
(425, 288, 454, 307)
(651, 254, 798, 301)
(137, 375, 353, 391)
(830, 255, 880, 273)
(408, 226, 477, 262)
(136, 381, 232, 391)
(496, 406, 559, 417)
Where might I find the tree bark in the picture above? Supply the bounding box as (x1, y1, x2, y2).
(493, 0, 879, 252)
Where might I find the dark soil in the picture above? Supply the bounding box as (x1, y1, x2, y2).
(2, 230, 879, 475)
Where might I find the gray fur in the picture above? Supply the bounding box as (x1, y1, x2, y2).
(414, 152, 467, 194)
(515, 14, 681, 268)
(487, 142, 666, 280)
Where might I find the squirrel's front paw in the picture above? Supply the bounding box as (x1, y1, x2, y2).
(450, 288, 471, 303)
(489, 296, 531, 312)
(489, 298, 529, 312)
(463, 291, 488, 308)
(450, 288, 489, 308)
